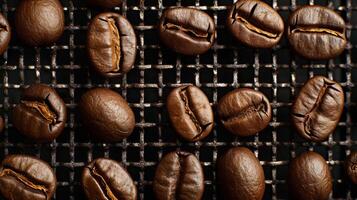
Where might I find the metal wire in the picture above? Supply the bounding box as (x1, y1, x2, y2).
(0, 0, 356, 199)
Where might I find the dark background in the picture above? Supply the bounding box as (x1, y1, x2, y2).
(0, 0, 356, 199)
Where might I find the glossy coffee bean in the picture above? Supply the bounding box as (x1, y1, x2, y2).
(159, 7, 215, 55)
(15, 0, 65, 46)
(0, 116, 4, 133)
(288, 151, 332, 200)
(82, 158, 137, 200)
(0, 13, 10, 55)
(288, 5, 346, 60)
(217, 88, 271, 137)
(345, 151, 357, 184)
(217, 147, 265, 200)
(167, 85, 214, 142)
(292, 76, 344, 142)
(227, 0, 284, 48)
(88, 0, 122, 8)
(79, 88, 135, 142)
(153, 151, 204, 200)
(0, 154, 57, 200)
(87, 12, 137, 78)
(12, 84, 67, 142)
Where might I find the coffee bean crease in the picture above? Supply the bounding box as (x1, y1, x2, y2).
(87, 165, 118, 200)
(223, 99, 267, 123)
(21, 100, 57, 125)
(163, 20, 212, 43)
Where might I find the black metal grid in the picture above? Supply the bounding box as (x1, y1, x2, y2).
(0, 0, 356, 199)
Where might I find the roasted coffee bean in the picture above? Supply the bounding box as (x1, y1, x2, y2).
(288, 151, 332, 200)
(227, 0, 284, 48)
(87, 12, 137, 78)
(288, 5, 346, 60)
(0, 116, 4, 133)
(88, 0, 122, 8)
(0, 154, 57, 200)
(345, 151, 357, 184)
(12, 84, 67, 142)
(292, 76, 344, 142)
(217, 147, 265, 200)
(82, 158, 137, 200)
(167, 85, 214, 142)
(0, 13, 10, 55)
(15, 0, 65, 46)
(153, 151, 204, 200)
(158, 7, 215, 55)
(217, 88, 271, 137)
(79, 88, 135, 142)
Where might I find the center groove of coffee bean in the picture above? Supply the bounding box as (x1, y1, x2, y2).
(89, 166, 118, 200)
(350, 161, 357, 171)
(0, 168, 48, 198)
(164, 21, 211, 42)
(291, 26, 344, 38)
(0, 24, 8, 32)
(174, 153, 188, 199)
(21, 100, 57, 124)
(223, 101, 267, 122)
(179, 88, 203, 134)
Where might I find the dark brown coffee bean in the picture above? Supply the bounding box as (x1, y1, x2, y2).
(227, 0, 284, 48)
(82, 158, 137, 200)
(292, 76, 344, 142)
(158, 7, 215, 55)
(288, 151, 332, 200)
(288, 5, 346, 60)
(167, 85, 214, 142)
(79, 88, 135, 142)
(153, 151, 204, 200)
(217, 88, 271, 137)
(12, 84, 67, 142)
(15, 0, 65, 46)
(0, 13, 10, 55)
(345, 151, 357, 184)
(0, 154, 57, 200)
(87, 12, 137, 78)
(0, 116, 4, 133)
(88, 0, 122, 8)
(217, 147, 265, 200)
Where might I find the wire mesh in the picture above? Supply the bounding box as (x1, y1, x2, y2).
(0, 0, 356, 199)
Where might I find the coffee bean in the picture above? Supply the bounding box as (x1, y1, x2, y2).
(153, 151, 204, 200)
(88, 0, 122, 8)
(0, 116, 4, 133)
(227, 0, 284, 48)
(0, 154, 57, 200)
(292, 76, 344, 142)
(288, 5, 346, 60)
(217, 147, 265, 200)
(345, 151, 357, 184)
(158, 7, 215, 55)
(217, 88, 271, 137)
(167, 85, 213, 142)
(82, 158, 137, 200)
(12, 84, 67, 142)
(288, 151, 332, 200)
(0, 13, 10, 55)
(79, 88, 135, 142)
(87, 12, 137, 78)
(15, 0, 65, 46)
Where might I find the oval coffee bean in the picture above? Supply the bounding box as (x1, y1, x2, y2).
(288, 5, 346, 60)
(88, 12, 137, 78)
(167, 85, 214, 141)
(217, 88, 271, 137)
(153, 151, 204, 200)
(82, 158, 137, 200)
(12, 84, 67, 142)
(15, 0, 65, 46)
(345, 151, 357, 184)
(227, 0, 284, 48)
(159, 7, 215, 55)
(88, 0, 122, 8)
(0, 12, 10, 55)
(291, 76, 344, 142)
(79, 88, 135, 142)
(288, 151, 332, 200)
(0, 154, 57, 200)
(217, 147, 265, 200)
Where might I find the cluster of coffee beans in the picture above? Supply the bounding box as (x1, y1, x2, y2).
(0, 0, 352, 199)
